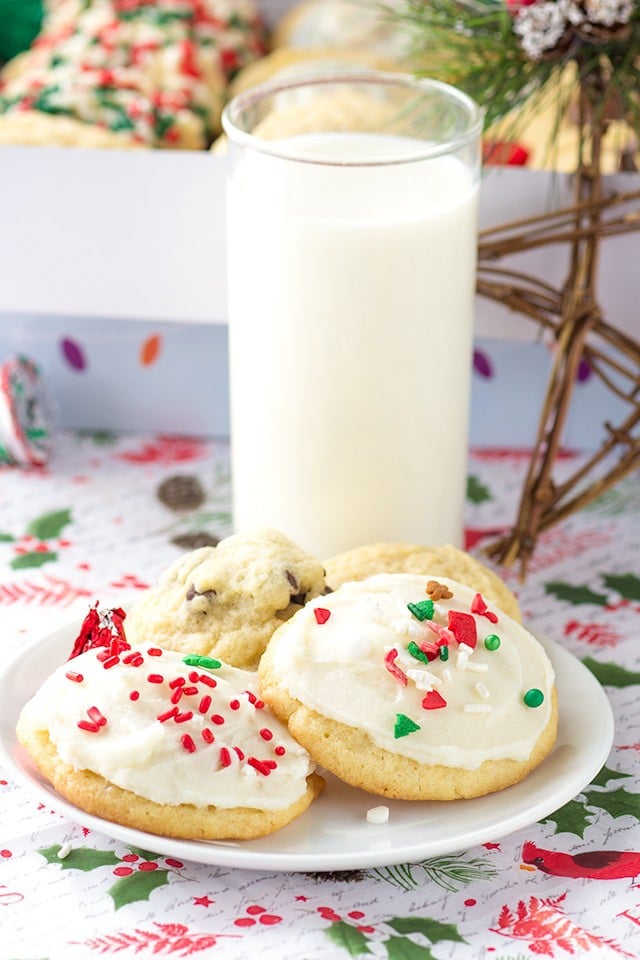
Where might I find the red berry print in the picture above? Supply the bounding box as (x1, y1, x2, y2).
(113, 866, 133, 876)
(234, 905, 283, 927)
(465, 898, 477, 907)
(138, 861, 158, 871)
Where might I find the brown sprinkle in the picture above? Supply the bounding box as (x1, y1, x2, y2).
(426, 579, 453, 601)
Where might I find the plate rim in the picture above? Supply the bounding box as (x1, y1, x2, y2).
(0, 622, 615, 872)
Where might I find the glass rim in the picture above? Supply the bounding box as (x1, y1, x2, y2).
(221, 70, 484, 166)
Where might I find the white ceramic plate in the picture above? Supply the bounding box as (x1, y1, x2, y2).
(0, 623, 614, 872)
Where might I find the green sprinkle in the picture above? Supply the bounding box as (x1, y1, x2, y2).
(394, 713, 421, 739)
(183, 654, 222, 670)
(439, 645, 449, 662)
(407, 641, 429, 664)
(407, 599, 434, 622)
(523, 688, 544, 708)
(484, 634, 501, 651)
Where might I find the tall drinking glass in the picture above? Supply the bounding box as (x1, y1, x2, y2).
(222, 72, 482, 558)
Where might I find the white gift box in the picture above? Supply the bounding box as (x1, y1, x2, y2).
(0, 143, 637, 448)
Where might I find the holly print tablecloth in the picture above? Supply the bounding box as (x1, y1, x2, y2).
(1, 431, 640, 960)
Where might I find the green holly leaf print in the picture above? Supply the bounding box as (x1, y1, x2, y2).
(582, 657, 640, 687)
(467, 475, 492, 504)
(108, 869, 170, 910)
(384, 935, 437, 959)
(589, 765, 632, 789)
(0, 532, 15, 542)
(325, 921, 373, 956)
(602, 573, 640, 601)
(539, 799, 593, 838)
(582, 786, 640, 822)
(26, 509, 72, 540)
(387, 917, 466, 945)
(10, 551, 58, 570)
(38, 845, 121, 871)
(544, 582, 609, 606)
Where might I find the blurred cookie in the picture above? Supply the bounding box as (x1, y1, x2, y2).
(324, 542, 521, 621)
(259, 573, 557, 801)
(125, 529, 328, 670)
(272, 0, 408, 61)
(17, 641, 323, 839)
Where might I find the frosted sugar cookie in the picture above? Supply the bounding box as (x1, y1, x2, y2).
(259, 573, 557, 800)
(17, 640, 323, 840)
(324, 543, 521, 621)
(125, 529, 328, 670)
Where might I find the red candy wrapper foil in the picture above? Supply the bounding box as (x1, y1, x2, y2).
(0, 356, 51, 467)
(68, 604, 130, 660)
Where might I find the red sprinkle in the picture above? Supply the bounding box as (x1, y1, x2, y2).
(175, 711, 193, 723)
(259, 728, 273, 741)
(181, 734, 196, 753)
(211, 714, 225, 725)
(169, 677, 186, 689)
(234, 746, 245, 760)
(201, 728, 215, 744)
(384, 648, 408, 686)
(219, 746, 232, 767)
(422, 690, 448, 710)
(244, 690, 257, 704)
(188, 671, 200, 683)
(275, 746, 286, 756)
(229, 699, 240, 710)
(198, 674, 217, 688)
(447, 611, 478, 649)
(87, 706, 107, 727)
(248, 757, 272, 776)
(123, 654, 144, 667)
(198, 695, 212, 713)
(157, 707, 179, 723)
(170, 688, 184, 705)
(129, 690, 140, 701)
(182, 686, 199, 697)
(77, 720, 100, 733)
(147, 647, 163, 657)
(471, 592, 499, 624)
(65, 671, 84, 683)
(314, 607, 331, 625)
(102, 656, 120, 670)
(147, 674, 165, 684)
(254, 700, 265, 710)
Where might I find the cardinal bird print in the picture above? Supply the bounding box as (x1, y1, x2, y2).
(522, 841, 640, 882)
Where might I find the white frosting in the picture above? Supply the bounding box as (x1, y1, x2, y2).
(20, 643, 315, 811)
(272, 574, 555, 770)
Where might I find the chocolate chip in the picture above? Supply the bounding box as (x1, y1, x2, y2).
(171, 533, 220, 550)
(186, 584, 217, 602)
(289, 593, 306, 606)
(158, 475, 206, 512)
(285, 570, 299, 592)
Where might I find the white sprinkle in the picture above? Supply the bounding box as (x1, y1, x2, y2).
(467, 661, 489, 673)
(57, 843, 72, 860)
(367, 805, 390, 824)
(406, 668, 441, 690)
(464, 703, 493, 713)
(456, 649, 469, 671)
(442, 668, 452, 682)
(474, 682, 490, 699)
(392, 618, 425, 639)
(459, 643, 475, 657)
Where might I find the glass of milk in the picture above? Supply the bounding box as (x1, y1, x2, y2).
(222, 72, 482, 559)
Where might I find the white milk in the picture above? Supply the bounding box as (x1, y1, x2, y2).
(226, 132, 478, 558)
